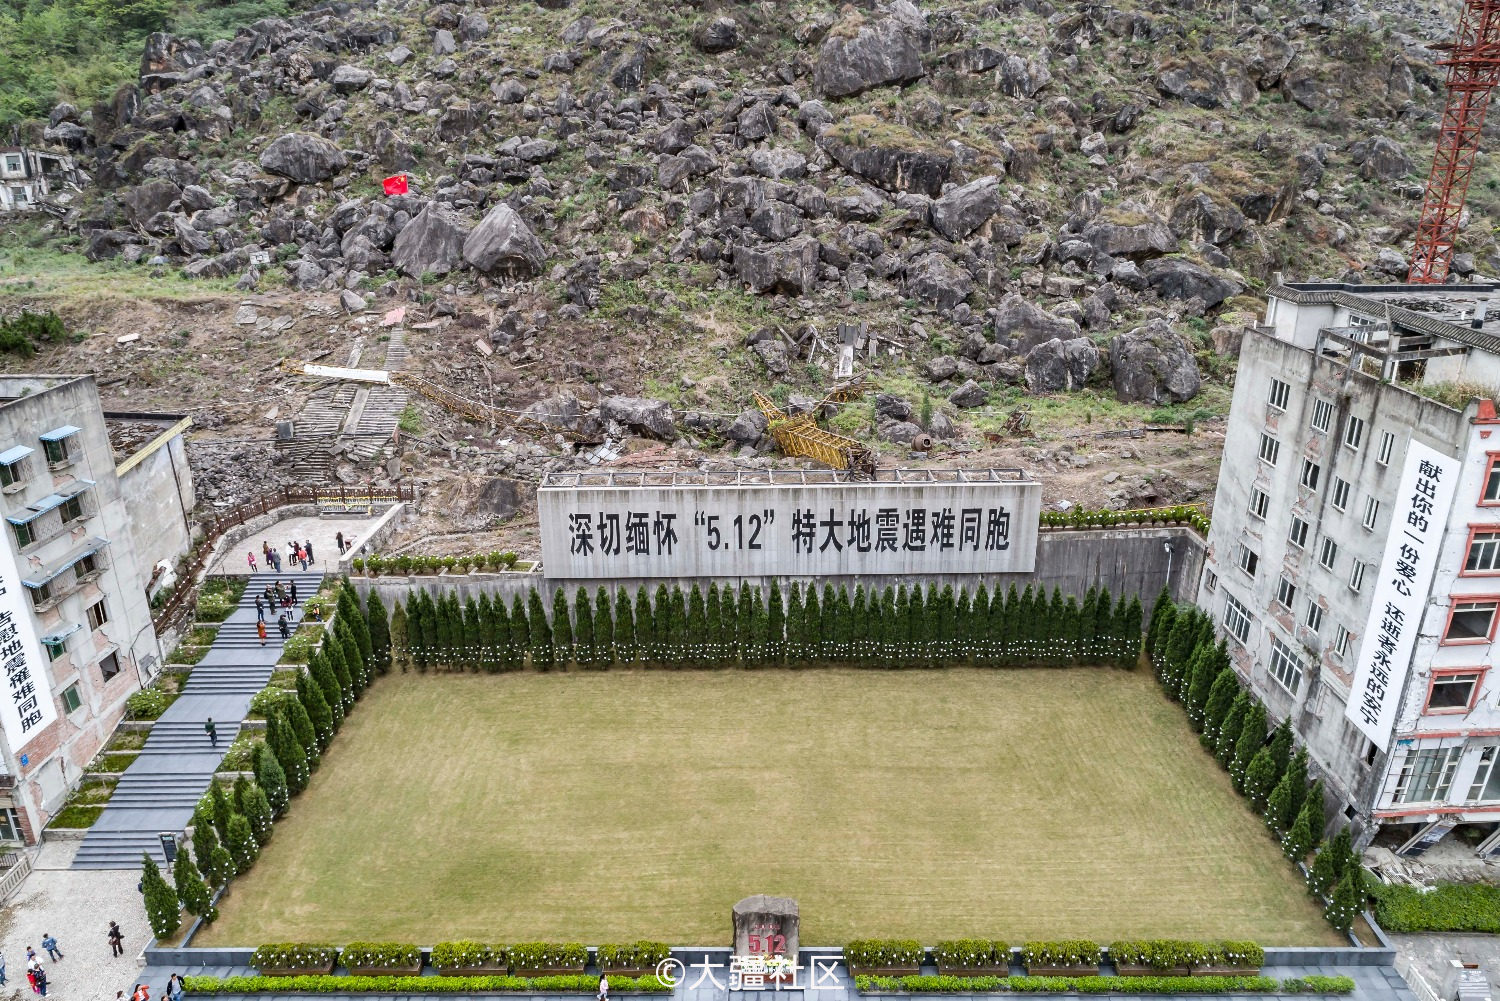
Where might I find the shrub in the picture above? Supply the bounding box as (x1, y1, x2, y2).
(341, 943, 422, 969)
(250, 945, 339, 971)
(851, 975, 1318, 994)
(597, 941, 670, 969)
(351, 558, 365, 574)
(1022, 941, 1102, 968)
(844, 940, 924, 968)
(1109, 941, 1192, 970)
(141, 853, 181, 939)
(934, 940, 1009, 969)
(507, 942, 587, 970)
(183, 974, 672, 993)
(249, 686, 290, 718)
(1370, 881, 1500, 932)
(431, 941, 504, 970)
(1218, 942, 1264, 968)
(126, 687, 173, 720)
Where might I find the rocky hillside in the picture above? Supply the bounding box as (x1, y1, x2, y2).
(4, 0, 1496, 527)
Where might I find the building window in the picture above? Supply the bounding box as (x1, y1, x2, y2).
(0, 459, 25, 489)
(1237, 543, 1259, 578)
(1465, 530, 1500, 574)
(1319, 537, 1339, 571)
(1467, 746, 1500, 802)
(1289, 517, 1309, 548)
(1394, 746, 1463, 804)
(98, 651, 120, 681)
(2, 155, 19, 173)
(1304, 600, 1324, 634)
(86, 599, 108, 630)
(1426, 669, 1484, 713)
(1334, 623, 1352, 657)
(0, 808, 20, 843)
(1204, 569, 1218, 592)
(1362, 497, 1380, 531)
(1349, 560, 1366, 593)
(1269, 635, 1304, 696)
(59, 496, 83, 525)
(41, 437, 71, 466)
(29, 582, 51, 608)
(1277, 575, 1298, 609)
(1259, 433, 1281, 466)
(1300, 459, 1321, 491)
(1268, 379, 1290, 411)
(1344, 415, 1366, 451)
(1377, 430, 1396, 466)
(1249, 488, 1269, 520)
(75, 553, 97, 578)
(61, 684, 81, 714)
(1484, 455, 1500, 505)
(42, 635, 66, 661)
(1312, 398, 1334, 433)
(1224, 592, 1253, 643)
(11, 522, 33, 549)
(1332, 478, 1351, 512)
(1446, 598, 1500, 642)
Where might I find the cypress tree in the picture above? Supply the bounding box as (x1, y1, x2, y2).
(903, 585, 922, 665)
(969, 583, 990, 664)
(415, 590, 439, 671)
(1300, 778, 1326, 840)
(1080, 587, 1099, 662)
(736, 583, 753, 664)
(721, 584, 741, 662)
(1307, 839, 1339, 897)
(504, 594, 526, 669)
(1093, 588, 1115, 661)
(1000, 584, 1020, 663)
(1162, 613, 1196, 695)
(852, 585, 870, 662)
(1063, 594, 1082, 662)
(1267, 748, 1310, 834)
(339, 582, 373, 666)
(834, 585, 853, 661)
(686, 585, 707, 667)
(1282, 799, 1317, 862)
(1145, 586, 1173, 654)
(1231, 702, 1268, 790)
(1325, 869, 1362, 932)
(226, 813, 258, 871)
(1201, 669, 1239, 746)
(432, 593, 454, 670)
(786, 583, 806, 663)
(325, 636, 355, 711)
(633, 587, 654, 664)
(575, 588, 596, 668)
(297, 667, 335, 750)
(766, 580, 785, 663)
(252, 742, 288, 817)
(175, 847, 214, 919)
(551, 588, 574, 668)
(280, 693, 318, 768)
(1045, 588, 1066, 662)
(388, 598, 410, 672)
(142, 854, 181, 939)
(1186, 644, 1218, 729)
(475, 593, 497, 673)
(209, 779, 232, 842)
(527, 589, 552, 670)
(232, 774, 251, 817)
(705, 583, 724, 664)
(1151, 600, 1179, 678)
(609, 588, 631, 663)
(266, 709, 308, 795)
(244, 781, 274, 844)
(1244, 746, 1279, 810)
(1216, 691, 1250, 766)
(459, 596, 481, 670)
(1328, 826, 1358, 887)
(750, 587, 770, 663)
(652, 583, 672, 663)
(365, 590, 391, 674)
(667, 584, 688, 664)
(193, 816, 231, 887)
(804, 586, 822, 663)
(595, 587, 615, 665)
(1267, 720, 1295, 783)
(336, 617, 369, 691)
(1119, 594, 1144, 667)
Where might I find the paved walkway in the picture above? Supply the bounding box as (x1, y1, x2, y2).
(208, 515, 374, 575)
(0, 839, 151, 1001)
(72, 569, 325, 869)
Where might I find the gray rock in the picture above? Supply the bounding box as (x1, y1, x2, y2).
(747, 148, 807, 181)
(929, 411, 957, 439)
(458, 12, 489, 41)
(733, 238, 819, 295)
(1169, 193, 1245, 245)
(1111, 259, 1148, 291)
(879, 419, 923, 444)
(996, 53, 1051, 98)
(340, 289, 367, 313)
(290, 258, 326, 290)
(993, 293, 1081, 353)
(750, 202, 804, 241)
(1374, 247, 1408, 276)
(752, 339, 790, 375)
(522, 390, 582, 430)
(1110, 318, 1202, 404)
(949, 379, 988, 408)
(814, 15, 924, 98)
(388, 44, 413, 65)
(330, 64, 374, 92)
(494, 79, 528, 103)
(905, 252, 972, 310)
(432, 28, 456, 54)
(726, 408, 768, 444)
(925, 354, 960, 382)
(121, 178, 179, 225)
(1082, 210, 1176, 259)
(930, 175, 1002, 241)
(180, 184, 216, 212)
(694, 16, 741, 53)
(1141, 258, 1240, 308)
(462, 203, 545, 277)
(259, 133, 347, 183)
(392, 201, 472, 278)
(821, 133, 951, 196)
(1358, 136, 1413, 181)
(737, 102, 776, 141)
(1025, 337, 1100, 394)
(1453, 252, 1477, 276)
(601, 396, 677, 440)
(875, 393, 912, 422)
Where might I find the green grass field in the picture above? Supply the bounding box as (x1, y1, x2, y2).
(198, 669, 1341, 946)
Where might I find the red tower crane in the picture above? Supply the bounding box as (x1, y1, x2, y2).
(1407, 0, 1500, 284)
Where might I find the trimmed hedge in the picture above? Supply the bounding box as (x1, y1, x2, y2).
(853, 975, 1353, 994)
(249, 944, 339, 971)
(1020, 941, 1102, 967)
(1038, 505, 1209, 535)
(844, 940, 924, 968)
(1107, 940, 1264, 970)
(598, 941, 670, 969)
(1370, 881, 1500, 933)
(507, 942, 588, 970)
(182, 974, 672, 994)
(339, 943, 421, 968)
(935, 940, 1010, 969)
(430, 941, 505, 969)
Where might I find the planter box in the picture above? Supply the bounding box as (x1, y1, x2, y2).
(1024, 964, 1101, 977)
(602, 966, 656, 978)
(849, 966, 923, 978)
(937, 965, 1012, 977)
(347, 962, 423, 976)
(1115, 964, 1191, 978)
(515, 966, 587, 977)
(435, 965, 511, 977)
(1192, 966, 1261, 977)
(254, 962, 336, 977)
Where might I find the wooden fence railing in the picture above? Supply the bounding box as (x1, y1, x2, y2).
(151, 486, 413, 637)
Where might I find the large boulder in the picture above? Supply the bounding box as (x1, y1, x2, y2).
(1110, 318, 1202, 404)
(949, 379, 988, 408)
(1082, 209, 1176, 259)
(392, 202, 472, 278)
(821, 123, 951, 196)
(330, 64, 374, 92)
(1025, 338, 1100, 394)
(726, 408, 768, 445)
(905, 252, 973, 310)
(1155, 61, 1230, 108)
(259, 133, 347, 183)
(521, 390, 583, 431)
(121, 179, 179, 225)
(930, 176, 1003, 241)
(1168, 193, 1246, 245)
(733, 238, 819, 296)
(814, 14, 924, 98)
(1142, 258, 1241, 308)
(1354, 136, 1413, 181)
(695, 16, 741, 53)
(462, 203, 545, 277)
(601, 396, 677, 441)
(993, 293, 1082, 353)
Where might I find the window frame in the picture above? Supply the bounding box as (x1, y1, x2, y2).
(1289, 517, 1309, 549)
(60, 684, 81, 714)
(1303, 599, 1324, 634)
(1300, 458, 1322, 491)
(1204, 568, 1218, 592)
(1249, 488, 1270, 520)
(1311, 398, 1333, 433)
(85, 599, 108, 631)
(1349, 560, 1366, 593)
(41, 437, 71, 466)
(0, 459, 24, 489)
(1259, 433, 1281, 466)
(1362, 496, 1380, 531)
(1423, 667, 1487, 715)
(1462, 525, 1500, 576)
(1467, 746, 1500, 803)
(1483, 452, 1500, 506)
(1441, 594, 1500, 645)
(1237, 543, 1259, 578)
(1334, 623, 1352, 657)
(1268, 635, 1305, 696)
(1223, 592, 1253, 644)
(1377, 430, 1396, 466)
(1332, 477, 1351, 512)
(1268, 378, 1290, 412)
(1319, 536, 1339, 571)
(58, 495, 83, 525)
(1276, 575, 1299, 610)
(1394, 746, 1463, 804)
(1344, 415, 1366, 451)
(98, 650, 120, 682)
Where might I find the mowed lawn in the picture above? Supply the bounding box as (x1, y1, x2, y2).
(199, 669, 1340, 946)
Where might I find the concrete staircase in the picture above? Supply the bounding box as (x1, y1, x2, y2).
(71, 570, 325, 870)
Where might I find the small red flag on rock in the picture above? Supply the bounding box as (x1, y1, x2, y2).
(382, 173, 408, 196)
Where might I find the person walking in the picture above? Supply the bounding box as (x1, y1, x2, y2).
(132, 983, 150, 1001)
(277, 614, 290, 640)
(167, 973, 184, 1001)
(297, 547, 308, 572)
(261, 541, 270, 563)
(335, 531, 345, 554)
(33, 964, 46, 997)
(25, 947, 36, 966)
(25, 966, 36, 995)
(254, 595, 265, 623)
(597, 973, 609, 1001)
(257, 619, 267, 647)
(108, 921, 124, 958)
(40, 934, 61, 961)
(204, 718, 217, 748)
(246, 552, 257, 573)
(304, 539, 315, 565)
(289, 581, 298, 606)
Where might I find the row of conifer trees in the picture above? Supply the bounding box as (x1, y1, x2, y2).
(388, 580, 1146, 670)
(1148, 593, 1366, 934)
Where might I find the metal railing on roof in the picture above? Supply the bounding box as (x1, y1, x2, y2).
(538, 468, 1034, 488)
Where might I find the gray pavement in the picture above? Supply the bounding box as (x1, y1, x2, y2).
(209, 516, 374, 575)
(73, 570, 325, 868)
(1389, 932, 1500, 999)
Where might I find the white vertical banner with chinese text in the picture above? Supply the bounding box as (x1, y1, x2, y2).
(0, 538, 55, 754)
(1345, 441, 1459, 751)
